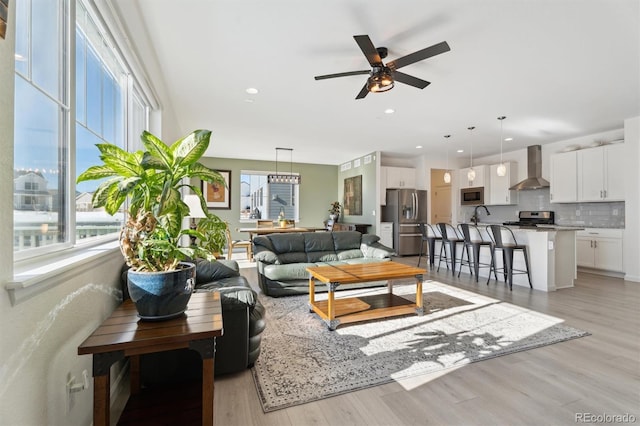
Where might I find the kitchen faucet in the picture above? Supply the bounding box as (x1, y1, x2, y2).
(471, 205, 490, 225)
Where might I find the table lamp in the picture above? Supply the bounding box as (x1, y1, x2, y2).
(184, 194, 207, 246)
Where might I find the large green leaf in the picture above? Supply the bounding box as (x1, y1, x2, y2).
(140, 131, 173, 169)
(190, 162, 226, 186)
(91, 177, 122, 208)
(77, 165, 118, 183)
(140, 152, 169, 170)
(171, 130, 211, 167)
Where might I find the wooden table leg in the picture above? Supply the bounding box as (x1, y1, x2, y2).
(190, 339, 216, 426)
(202, 357, 214, 426)
(93, 374, 110, 426)
(415, 274, 424, 315)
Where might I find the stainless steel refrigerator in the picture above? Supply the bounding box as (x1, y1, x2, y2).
(382, 189, 428, 256)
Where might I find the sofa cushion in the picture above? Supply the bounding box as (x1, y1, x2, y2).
(269, 233, 306, 253)
(361, 234, 381, 245)
(307, 251, 339, 262)
(194, 259, 239, 284)
(263, 263, 317, 281)
(304, 232, 335, 252)
(332, 231, 363, 251)
(336, 249, 365, 260)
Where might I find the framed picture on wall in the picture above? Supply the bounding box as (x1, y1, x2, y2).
(202, 170, 231, 209)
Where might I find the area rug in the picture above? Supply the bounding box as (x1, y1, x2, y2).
(251, 280, 590, 412)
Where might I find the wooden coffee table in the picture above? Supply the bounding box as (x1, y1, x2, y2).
(78, 291, 223, 426)
(306, 261, 426, 330)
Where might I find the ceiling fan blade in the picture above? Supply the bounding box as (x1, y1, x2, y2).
(386, 41, 450, 70)
(314, 70, 370, 80)
(392, 71, 431, 89)
(353, 35, 382, 66)
(355, 84, 369, 99)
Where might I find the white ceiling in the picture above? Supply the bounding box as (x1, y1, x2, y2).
(110, 0, 639, 166)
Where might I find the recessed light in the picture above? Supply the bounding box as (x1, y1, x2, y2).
(384, 108, 395, 114)
(246, 88, 259, 94)
(416, 145, 423, 149)
(457, 149, 464, 153)
(244, 99, 255, 103)
(505, 137, 513, 141)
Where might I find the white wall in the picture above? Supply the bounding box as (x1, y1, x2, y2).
(623, 117, 640, 282)
(0, 11, 126, 426)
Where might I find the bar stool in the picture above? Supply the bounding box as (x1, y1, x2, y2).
(417, 223, 442, 268)
(436, 223, 464, 275)
(457, 223, 497, 282)
(486, 225, 533, 290)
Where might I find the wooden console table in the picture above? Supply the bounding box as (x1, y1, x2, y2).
(78, 292, 223, 426)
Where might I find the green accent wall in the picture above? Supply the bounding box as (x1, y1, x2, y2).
(199, 157, 338, 239)
(337, 152, 378, 235)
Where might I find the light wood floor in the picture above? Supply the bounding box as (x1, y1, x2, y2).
(117, 256, 640, 425)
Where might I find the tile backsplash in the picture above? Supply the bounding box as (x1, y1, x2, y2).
(460, 188, 625, 228)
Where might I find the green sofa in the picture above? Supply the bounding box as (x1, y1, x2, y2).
(253, 230, 396, 297)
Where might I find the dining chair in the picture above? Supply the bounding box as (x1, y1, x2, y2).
(256, 219, 274, 228)
(225, 224, 251, 260)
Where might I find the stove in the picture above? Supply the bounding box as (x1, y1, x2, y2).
(503, 210, 555, 227)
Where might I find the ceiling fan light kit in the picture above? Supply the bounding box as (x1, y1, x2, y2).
(314, 35, 450, 99)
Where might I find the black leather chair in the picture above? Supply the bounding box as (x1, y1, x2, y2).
(121, 259, 266, 382)
(486, 225, 533, 290)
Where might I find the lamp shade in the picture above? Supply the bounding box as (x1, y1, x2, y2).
(443, 171, 451, 183)
(496, 163, 507, 177)
(184, 194, 206, 218)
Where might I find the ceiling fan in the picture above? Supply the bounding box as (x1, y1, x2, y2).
(314, 35, 450, 99)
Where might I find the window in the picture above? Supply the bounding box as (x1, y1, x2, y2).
(240, 171, 299, 221)
(13, 0, 151, 259)
(14, 0, 69, 253)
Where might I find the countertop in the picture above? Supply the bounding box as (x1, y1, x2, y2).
(471, 222, 585, 232)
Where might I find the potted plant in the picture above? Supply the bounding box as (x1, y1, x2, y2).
(329, 201, 342, 221)
(195, 214, 228, 258)
(76, 129, 226, 320)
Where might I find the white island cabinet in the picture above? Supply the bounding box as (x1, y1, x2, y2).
(473, 225, 581, 291)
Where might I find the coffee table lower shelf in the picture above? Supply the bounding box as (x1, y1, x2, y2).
(309, 293, 422, 330)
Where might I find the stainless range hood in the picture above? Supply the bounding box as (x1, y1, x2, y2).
(509, 145, 550, 190)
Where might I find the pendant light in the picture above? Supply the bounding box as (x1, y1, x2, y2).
(496, 116, 507, 176)
(267, 147, 301, 185)
(467, 126, 476, 182)
(443, 134, 452, 183)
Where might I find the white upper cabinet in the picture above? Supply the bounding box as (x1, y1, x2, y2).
(488, 162, 518, 205)
(384, 166, 416, 189)
(550, 151, 578, 203)
(459, 165, 488, 189)
(578, 143, 625, 202)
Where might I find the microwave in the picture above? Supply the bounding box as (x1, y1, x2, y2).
(461, 186, 484, 206)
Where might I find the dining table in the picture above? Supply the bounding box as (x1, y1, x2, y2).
(238, 225, 327, 260)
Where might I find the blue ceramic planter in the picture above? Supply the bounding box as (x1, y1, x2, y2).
(127, 262, 196, 320)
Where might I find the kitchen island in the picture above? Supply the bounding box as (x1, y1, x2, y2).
(470, 224, 582, 292)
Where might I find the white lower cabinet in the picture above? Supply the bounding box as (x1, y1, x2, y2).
(576, 228, 623, 272)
